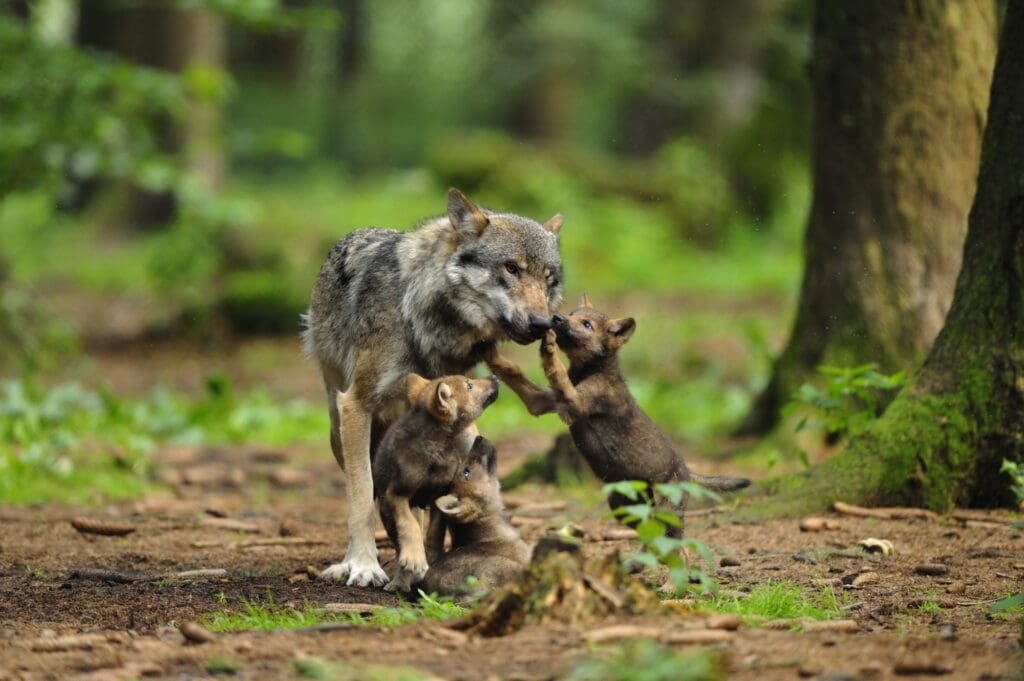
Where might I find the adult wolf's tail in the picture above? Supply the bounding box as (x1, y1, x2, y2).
(690, 474, 752, 492)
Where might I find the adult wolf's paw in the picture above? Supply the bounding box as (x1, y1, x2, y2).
(398, 552, 429, 582)
(320, 558, 388, 588)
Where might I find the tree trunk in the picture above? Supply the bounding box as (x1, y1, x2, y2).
(738, 0, 997, 435)
(758, 1, 1024, 515)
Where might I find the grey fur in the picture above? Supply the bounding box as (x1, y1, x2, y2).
(303, 189, 563, 587)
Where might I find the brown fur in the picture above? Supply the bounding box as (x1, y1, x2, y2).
(488, 295, 750, 532)
(418, 436, 530, 597)
(371, 373, 499, 592)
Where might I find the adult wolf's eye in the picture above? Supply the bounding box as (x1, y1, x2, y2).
(504, 262, 520, 276)
(462, 467, 472, 479)
(582, 320, 593, 330)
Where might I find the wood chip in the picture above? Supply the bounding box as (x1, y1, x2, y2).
(173, 568, 227, 579)
(179, 621, 217, 644)
(802, 619, 859, 633)
(70, 517, 136, 536)
(199, 517, 261, 533)
(914, 563, 950, 576)
(950, 510, 1014, 525)
(661, 629, 734, 645)
(69, 568, 138, 583)
(322, 602, 384, 614)
(510, 516, 545, 528)
(238, 537, 327, 549)
(705, 614, 742, 631)
(599, 528, 639, 541)
(26, 632, 125, 652)
(585, 625, 662, 643)
(893, 659, 952, 675)
(513, 501, 568, 517)
(833, 501, 938, 520)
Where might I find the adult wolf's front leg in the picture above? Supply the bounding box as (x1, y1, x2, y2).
(484, 344, 555, 416)
(320, 389, 388, 587)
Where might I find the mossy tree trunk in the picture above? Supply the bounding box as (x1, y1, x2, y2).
(738, 0, 997, 435)
(760, 2, 1024, 514)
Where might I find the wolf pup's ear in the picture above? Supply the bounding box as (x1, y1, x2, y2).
(431, 381, 457, 421)
(607, 317, 636, 349)
(407, 373, 431, 403)
(542, 214, 563, 235)
(447, 188, 489, 240)
(579, 293, 593, 309)
(435, 494, 461, 517)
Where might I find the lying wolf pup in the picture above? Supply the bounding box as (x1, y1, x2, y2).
(489, 295, 750, 533)
(371, 373, 498, 592)
(419, 436, 530, 597)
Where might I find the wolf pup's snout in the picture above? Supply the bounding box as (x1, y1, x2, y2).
(483, 376, 500, 408)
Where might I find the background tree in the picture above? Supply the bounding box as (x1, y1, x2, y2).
(763, 0, 1024, 513)
(737, 0, 997, 435)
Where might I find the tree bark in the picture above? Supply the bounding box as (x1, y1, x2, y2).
(757, 1, 1024, 514)
(738, 0, 997, 435)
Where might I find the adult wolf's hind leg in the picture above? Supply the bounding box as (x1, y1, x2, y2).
(320, 388, 388, 587)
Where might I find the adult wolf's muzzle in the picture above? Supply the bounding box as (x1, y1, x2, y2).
(500, 313, 552, 344)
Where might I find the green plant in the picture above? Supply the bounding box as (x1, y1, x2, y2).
(567, 639, 722, 681)
(916, 600, 943, 615)
(602, 480, 720, 594)
(205, 656, 240, 675)
(708, 581, 842, 624)
(782, 363, 907, 438)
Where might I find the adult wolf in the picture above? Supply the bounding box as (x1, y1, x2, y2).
(303, 188, 563, 587)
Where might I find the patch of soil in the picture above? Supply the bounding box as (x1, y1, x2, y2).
(1, 442, 1021, 680)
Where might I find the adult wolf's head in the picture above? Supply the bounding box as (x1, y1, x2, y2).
(445, 188, 564, 344)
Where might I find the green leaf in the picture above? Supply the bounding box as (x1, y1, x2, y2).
(992, 593, 1024, 612)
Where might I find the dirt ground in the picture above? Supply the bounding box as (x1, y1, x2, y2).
(1, 435, 1021, 681)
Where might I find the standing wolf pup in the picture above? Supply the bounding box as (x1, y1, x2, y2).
(488, 295, 750, 532)
(371, 372, 499, 592)
(303, 189, 564, 587)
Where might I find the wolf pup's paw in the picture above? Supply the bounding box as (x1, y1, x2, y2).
(384, 568, 417, 593)
(320, 558, 388, 588)
(541, 329, 558, 357)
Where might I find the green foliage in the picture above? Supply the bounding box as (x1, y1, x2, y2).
(602, 480, 720, 594)
(567, 639, 722, 681)
(0, 375, 326, 504)
(220, 269, 308, 334)
(202, 591, 466, 633)
(0, 285, 77, 374)
(708, 581, 843, 624)
(999, 459, 1024, 505)
(205, 656, 241, 675)
(294, 656, 437, 681)
(782, 363, 907, 438)
(0, 13, 182, 201)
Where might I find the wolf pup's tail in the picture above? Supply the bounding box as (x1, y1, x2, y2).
(690, 474, 752, 492)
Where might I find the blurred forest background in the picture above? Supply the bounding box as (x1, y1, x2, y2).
(0, 0, 1013, 509)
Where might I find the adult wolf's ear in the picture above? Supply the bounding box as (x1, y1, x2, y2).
(407, 373, 431, 404)
(435, 494, 461, 517)
(607, 317, 636, 350)
(447, 188, 489, 240)
(542, 214, 563, 235)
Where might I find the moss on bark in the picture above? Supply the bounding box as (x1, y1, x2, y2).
(738, 0, 997, 436)
(750, 3, 1024, 516)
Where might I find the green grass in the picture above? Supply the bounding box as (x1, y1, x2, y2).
(707, 581, 843, 624)
(200, 591, 467, 633)
(294, 656, 439, 681)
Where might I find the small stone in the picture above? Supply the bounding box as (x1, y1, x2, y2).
(287, 573, 309, 583)
(858, 661, 884, 678)
(719, 557, 741, 567)
(945, 581, 966, 595)
(706, 614, 742, 631)
(279, 518, 300, 537)
(179, 622, 216, 644)
(914, 563, 949, 576)
(801, 517, 826, 532)
(858, 538, 894, 556)
(842, 571, 879, 588)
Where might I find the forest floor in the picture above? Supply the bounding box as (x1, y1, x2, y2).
(1, 431, 1021, 681)
(1, 291, 1022, 681)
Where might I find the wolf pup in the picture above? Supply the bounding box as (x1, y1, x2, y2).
(420, 435, 530, 597)
(490, 295, 750, 531)
(304, 188, 563, 587)
(371, 373, 499, 592)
